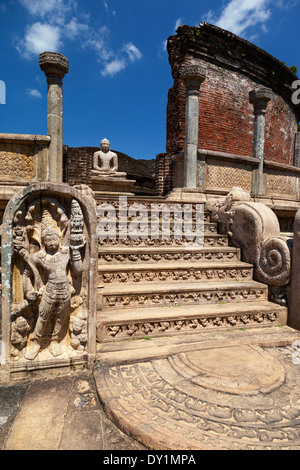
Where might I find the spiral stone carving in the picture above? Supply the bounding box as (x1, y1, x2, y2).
(211, 191, 291, 288)
(257, 237, 290, 286)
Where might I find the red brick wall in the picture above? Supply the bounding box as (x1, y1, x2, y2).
(63, 146, 93, 186)
(155, 153, 173, 196)
(166, 24, 299, 168)
(167, 61, 297, 165)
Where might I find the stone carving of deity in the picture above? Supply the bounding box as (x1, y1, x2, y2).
(12, 198, 86, 361)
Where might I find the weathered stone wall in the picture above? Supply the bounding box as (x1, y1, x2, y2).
(0, 134, 50, 182)
(64, 147, 156, 195)
(0, 134, 51, 220)
(166, 24, 299, 165)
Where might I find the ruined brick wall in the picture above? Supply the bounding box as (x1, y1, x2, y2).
(63, 146, 93, 186)
(166, 24, 300, 166)
(155, 153, 173, 196)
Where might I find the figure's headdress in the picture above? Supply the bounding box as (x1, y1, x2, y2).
(41, 207, 59, 242)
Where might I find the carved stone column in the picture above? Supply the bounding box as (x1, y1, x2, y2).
(39, 52, 69, 183)
(1, 183, 97, 380)
(180, 65, 206, 189)
(249, 88, 272, 195)
(294, 132, 300, 167)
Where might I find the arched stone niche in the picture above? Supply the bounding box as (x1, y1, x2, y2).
(1, 183, 97, 381)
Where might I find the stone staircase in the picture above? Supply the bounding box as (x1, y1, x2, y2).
(96, 199, 287, 346)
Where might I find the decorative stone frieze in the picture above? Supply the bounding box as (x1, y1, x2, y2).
(102, 286, 267, 311)
(101, 310, 279, 341)
(98, 265, 252, 284)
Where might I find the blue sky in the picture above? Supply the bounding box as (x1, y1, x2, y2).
(0, 0, 299, 160)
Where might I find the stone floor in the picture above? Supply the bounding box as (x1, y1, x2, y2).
(0, 370, 145, 450)
(2, 325, 300, 450)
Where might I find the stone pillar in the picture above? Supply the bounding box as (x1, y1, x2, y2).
(180, 65, 206, 189)
(294, 132, 300, 167)
(39, 52, 69, 183)
(249, 88, 272, 195)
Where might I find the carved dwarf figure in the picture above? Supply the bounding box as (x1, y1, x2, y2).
(11, 316, 32, 358)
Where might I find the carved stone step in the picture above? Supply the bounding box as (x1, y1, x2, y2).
(98, 233, 228, 248)
(98, 280, 268, 311)
(98, 221, 217, 231)
(98, 261, 253, 284)
(98, 246, 241, 264)
(96, 301, 287, 343)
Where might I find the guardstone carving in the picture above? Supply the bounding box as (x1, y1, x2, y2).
(12, 197, 86, 360)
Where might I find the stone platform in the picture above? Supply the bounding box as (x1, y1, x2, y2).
(91, 171, 136, 196)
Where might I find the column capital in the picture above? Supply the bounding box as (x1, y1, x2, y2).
(180, 65, 206, 94)
(39, 52, 69, 87)
(249, 88, 273, 115)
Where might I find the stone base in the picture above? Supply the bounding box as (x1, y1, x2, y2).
(9, 351, 88, 377)
(91, 172, 136, 196)
(166, 187, 207, 203)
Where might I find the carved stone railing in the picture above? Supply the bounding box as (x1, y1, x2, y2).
(208, 187, 291, 293)
(172, 149, 300, 202)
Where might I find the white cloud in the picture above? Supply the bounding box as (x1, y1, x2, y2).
(175, 18, 183, 30)
(19, 0, 75, 20)
(123, 43, 142, 62)
(17, 0, 140, 76)
(161, 18, 183, 54)
(100, 42, 142, 76)
(27, 88, 42, 98)
(103, 0, 109, 13)
(101, 59, 126, 76)
(103, 0, 116, 16)
(19, 0, 57, 16)
(204, 0, 272, 37)
(17, 0, 85, 55)
(64, 17, 89, 40)
(19, 22, 62, 57)
(83, 27, 113, 64)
